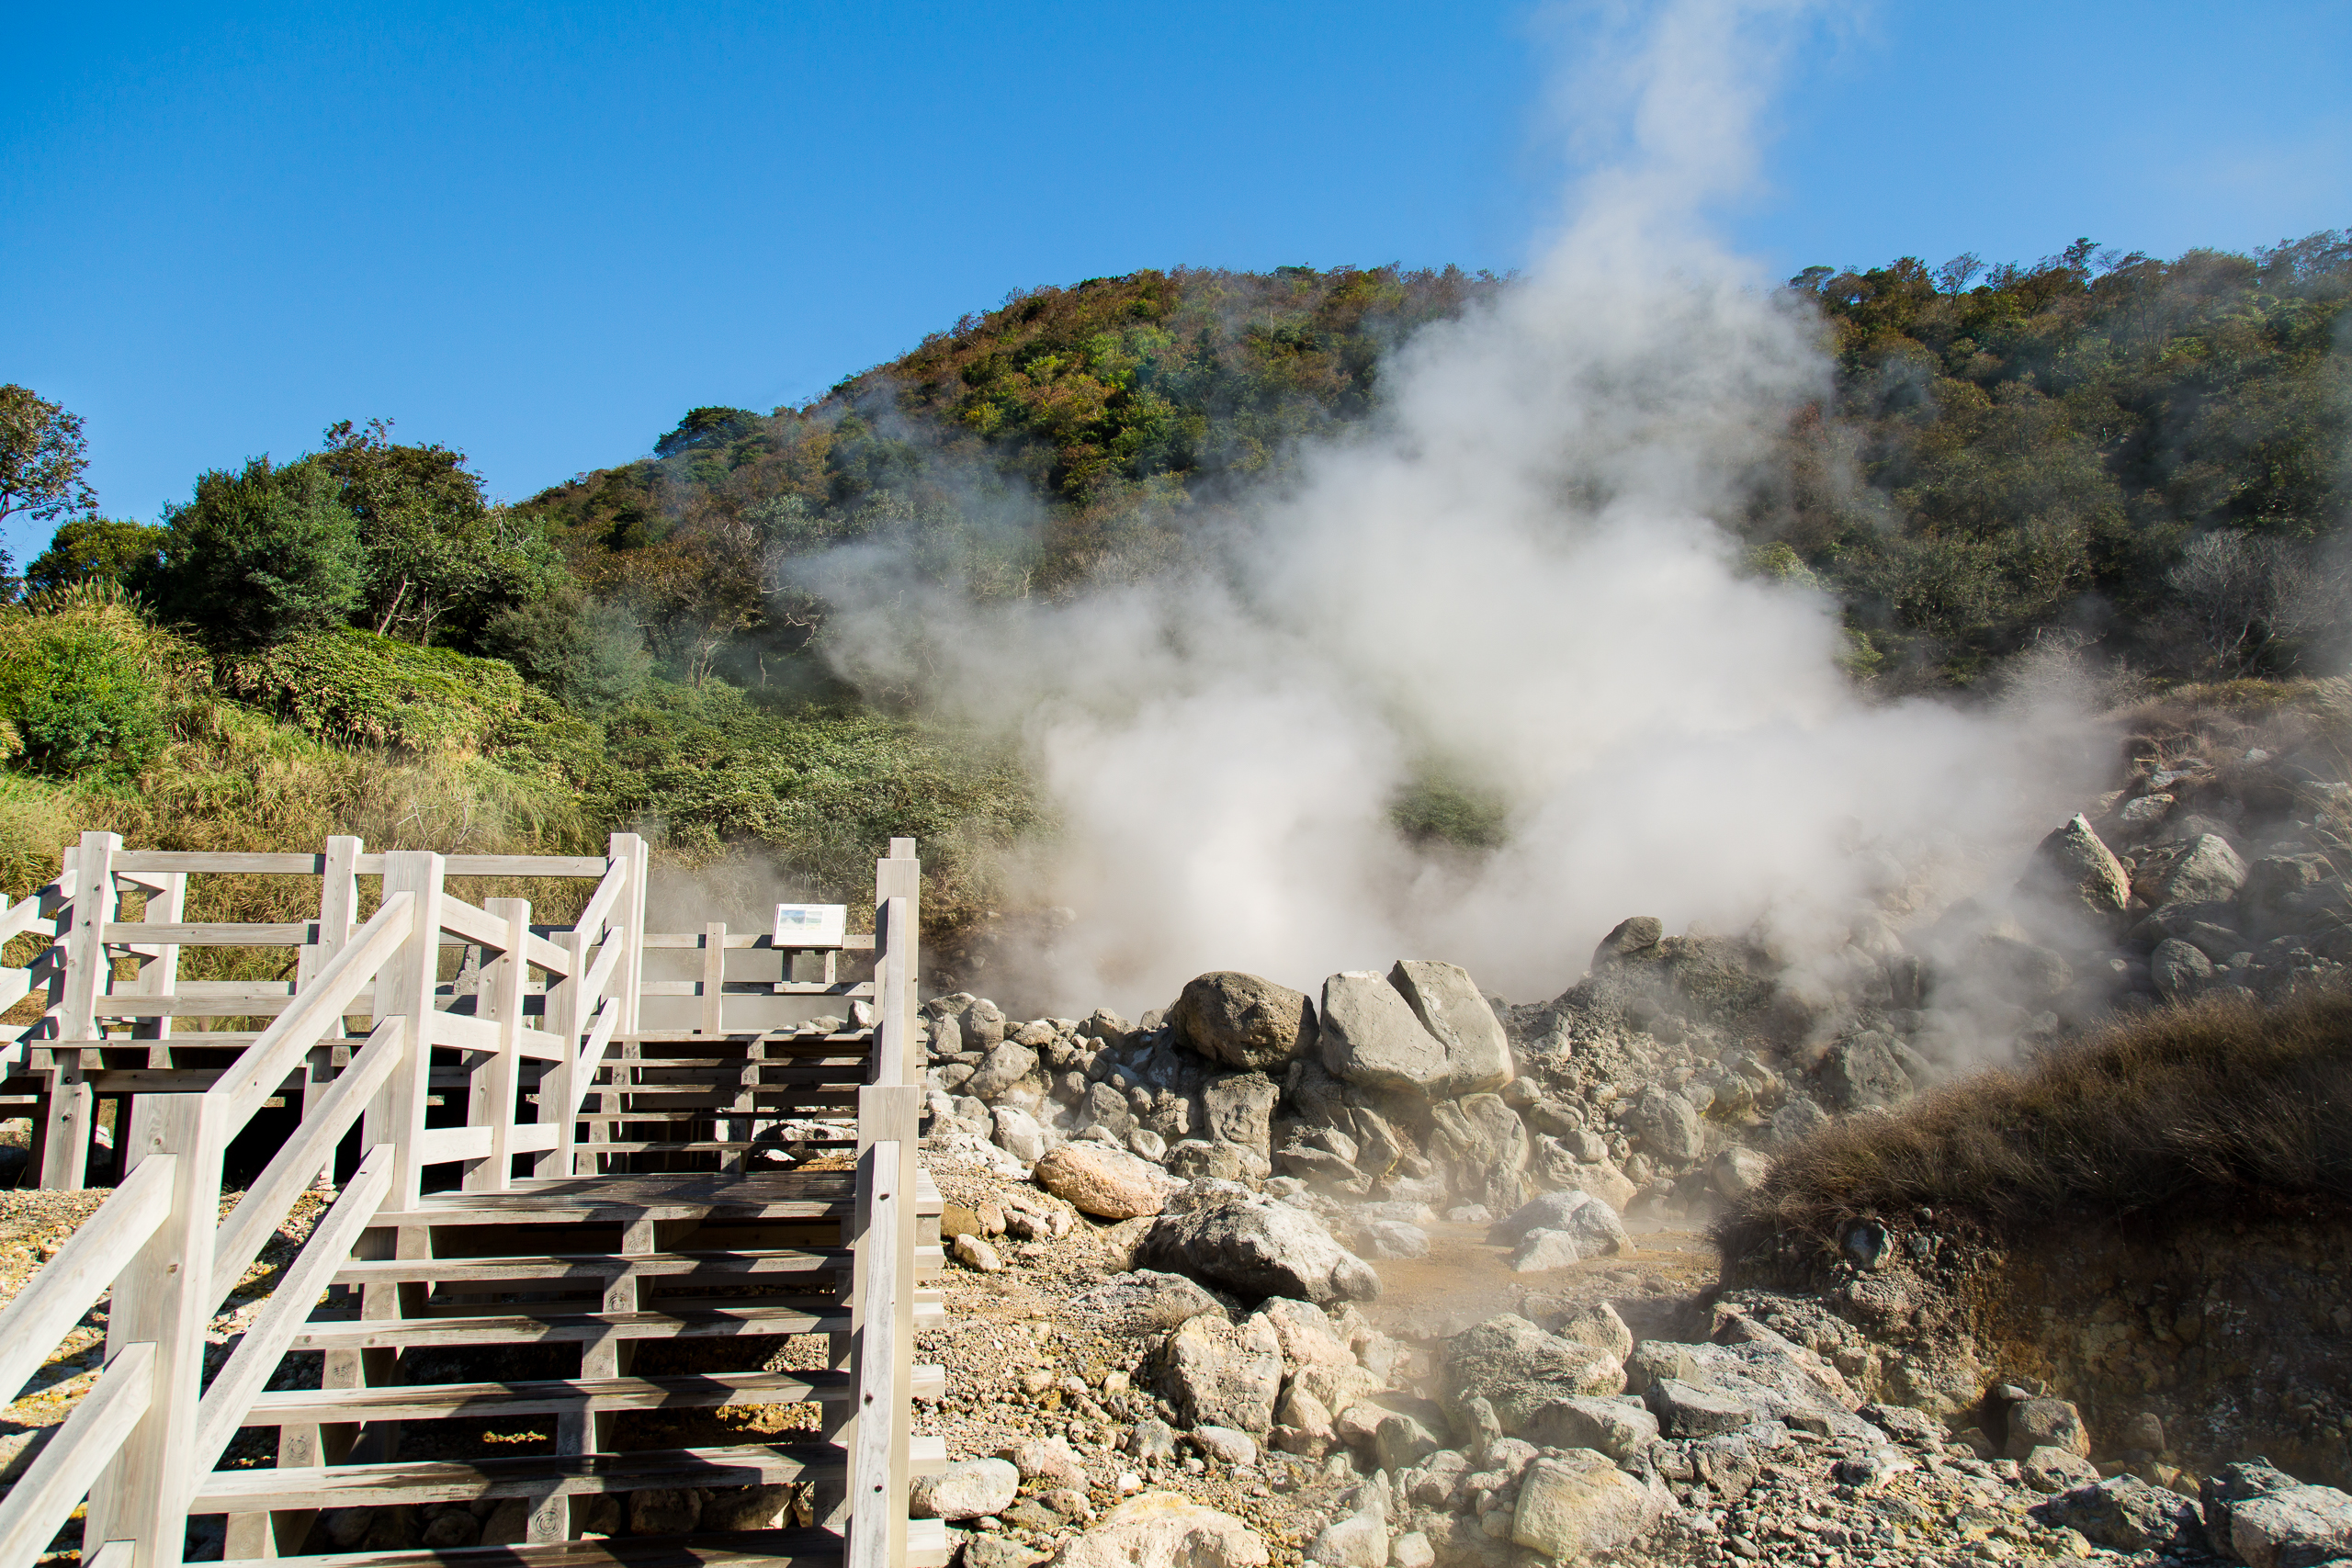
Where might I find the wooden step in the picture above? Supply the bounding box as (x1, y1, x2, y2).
(192, 1435, 947, 1513)
(239, 1366, 947, 1426)
(219, 1518, 953, 1568)
(332, 1248, 849, 1287)
(288, 1306, 846, 1350)
(373, 1171, 939, 1227)
(289, 1296, 948, 1350)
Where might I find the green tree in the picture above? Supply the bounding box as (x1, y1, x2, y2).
(149, 457, 366, 649)
(0, 384, 98, 531)
(25, 518, 169, 594)
(316, 419, 562, 646)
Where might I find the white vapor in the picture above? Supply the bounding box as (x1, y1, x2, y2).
(818, 0, 2106, 1018)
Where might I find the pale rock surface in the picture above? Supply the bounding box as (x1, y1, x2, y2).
(1137, 1186, 1381, 1304)
(1163, 1313, 1283, 1434)
(1510, 1451, 1666, 1560)
(1048, 1492, 1271, 1567)
(1033, 1144, 1173, 1219)
(1318, 971, 1446, 1095)
(911, 1457, 1021, 1521)
(1387, 959, 1514, 1096)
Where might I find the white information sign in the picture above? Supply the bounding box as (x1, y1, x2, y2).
(774, 903, 848, 948)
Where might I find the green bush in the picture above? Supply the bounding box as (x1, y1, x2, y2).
(215, 625, 532, 753)
(0, 592, 167, 782)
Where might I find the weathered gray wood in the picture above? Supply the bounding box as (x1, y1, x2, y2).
(191, 1440, 849, 1513)
(101, 922, 315, 944)
(288, 1304, 848, 1351)
(369, 853, 446, 1210)
(210, 1018, 406, 1305)
(209, 1517, 952, 1568)
(644, 931, 876, 951)
(616, 833, 648, 1033)
(0, 1152, 174, 1403)
(236, 1366, 939, 1424)
(0, 1340, 155, 1566)
(86, 1092, 220, 1562)
(699, 921, 727, 1036)
(329, 1246, 848, 1285)
(218, 895, 415, 1129)
(44, 831, 118, 1189)
(847, 1137, 905, 1568)
(196, 1145, 392, 1472)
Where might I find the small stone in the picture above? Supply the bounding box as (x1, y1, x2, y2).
(1511, 1453, 1664, 1559)
(954, 1233, 1005, 1272)
(2021, 1444, 2101, 1494)
(1389, 1529, 1436, 1568)
(1192, 1426, 1259, 1467)
(911, 1457, 1021, 1521)
(1033, 1143, 1172, 1220)
(1509, 1228, 1583, 1271)
(2006, 1398, 2090, 1460)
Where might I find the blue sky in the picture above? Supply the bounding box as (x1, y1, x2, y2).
(5, 1, 2347, 564)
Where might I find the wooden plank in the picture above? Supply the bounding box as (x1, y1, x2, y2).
(578, 932, 623, 1010)
(847, 1137, 904, 1568)
(44, 831, 118, 1189)
(101, 922, 315, 944)
(196, 1145, 393, 1472)
(81, 1540, 135, 1568)
(109, 852, 324, 874)
(699, 922, 727, 1036)
(0, 1154, 174, 1403)
(85, 1093, 220, 1555)
(287, 1304, 849, 1351)
(331, 1247, 847, 1284)
(126, 871, 187, 1071)
(643, 932, 876, 952)
(218, 892, 416, 1129)
(570, 860, 628, 948)
(616, 832, 648, 1035)
(471, 897, 530, 1192)
(216, 1528, 880, 1568)
(238, 1367, 908, 1425)
(212, 1020, 405, 1305)
(192, 1442, 843, 1514)
(0, 1341, 155, 1567)
(369, 853, 446, 1210)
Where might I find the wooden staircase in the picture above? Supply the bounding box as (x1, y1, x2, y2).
(0, 838, 942, 1568)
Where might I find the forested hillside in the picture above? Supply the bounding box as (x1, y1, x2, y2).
(2, 238, 2346, 942)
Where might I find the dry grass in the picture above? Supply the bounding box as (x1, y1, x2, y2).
(1716, 987, 2352, 1258)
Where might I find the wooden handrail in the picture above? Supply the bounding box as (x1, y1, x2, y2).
(0, 1341, 156, 1566)
(196, 1145, 392, 1472)
(0, 1154, 175, 1404)
(213, 891, 416, 1129)
(209, 1017, 405, 1307)
(846, 1136, 906, 1568)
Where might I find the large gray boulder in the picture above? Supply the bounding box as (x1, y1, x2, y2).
(1162, 1313, 1283, 1433)
(1427, 1093, 1530, 1214)
(1489, 1190, 1629, 1257)
(1170, 973, 1318, 1072)
(1388, 960, 1513, 1096)
(2202, 1462, 2352, 1568)
(1626, 1087, 1705, 1164)
(1137, 1188, 1381, 1304)
(966, 1041, 1039, 1100)
(1064, 1271, 1231, 1337)
(1511, 1454, 1667, 1562)
(1623, 1338, 1872, 1443)
(1319, 972, 1446, 1093)
(1438, 1314, 1626, 1436)
(1820, 1032, 1910, 1111)
(2026, 814, 2132, 915)
(1200, 1072, 1281, 1156)
(2043, 1475, 2203, 1553)
(2163, 834, 2250, 908)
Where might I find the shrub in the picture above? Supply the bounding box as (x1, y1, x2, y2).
(1715, 987, 2352, 1264)
(0, 588, 169, 781)
(214, 625, 532, 753)
(23, 518, 168, 594)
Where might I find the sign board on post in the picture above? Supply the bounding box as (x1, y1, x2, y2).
(774, 904, 847, 949)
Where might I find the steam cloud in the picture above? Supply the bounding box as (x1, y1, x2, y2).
(818, 0, 2109, 1020)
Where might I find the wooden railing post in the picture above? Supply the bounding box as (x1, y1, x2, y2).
(465, 897, 528, 1192)
(84, 1093, 220, 1568)
(44, 831, 120, 1189)
(700, 921, 727, 1037)
(876, 840, 922, 1083)
(611, 831, 648, 1034)
(368, 852, 445, 1212)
